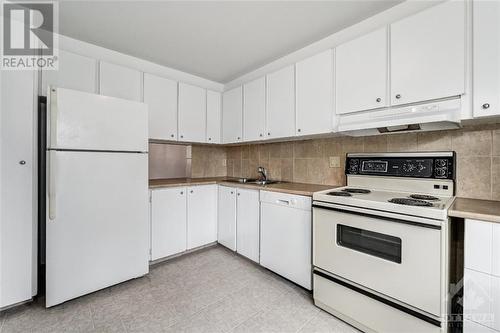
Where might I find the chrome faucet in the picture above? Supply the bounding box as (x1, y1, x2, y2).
(257, 166, 267, 182)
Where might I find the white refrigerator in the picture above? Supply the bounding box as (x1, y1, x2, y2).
(45, 87, 149, 307)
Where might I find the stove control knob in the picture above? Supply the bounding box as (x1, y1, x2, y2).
(348, 159, 359, 174)
(402, 163, 416, 173)
(435, 168, 446, 177)
(436, 159, 447, 167)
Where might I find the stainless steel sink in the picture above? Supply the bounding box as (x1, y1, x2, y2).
(252, 179, 281, 185)
(225, 178, 280, 185)
(225, 178, 258, 184)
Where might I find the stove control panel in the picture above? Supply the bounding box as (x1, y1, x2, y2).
(346, 154, 455, 180)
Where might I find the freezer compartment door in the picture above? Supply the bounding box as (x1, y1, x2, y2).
(48, 87, 148, 152)
(45, 151, 149, 307)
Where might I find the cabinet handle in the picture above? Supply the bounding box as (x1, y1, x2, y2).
(180, 191, 184, 195)
(376, 98, 381, 103)
(237, 193, 240, 196)
(190, 190, 194, 194)
(170, 134, 174, 138)
(237, 137, 240, 140)
(230, 191, 234, 194)
(395, 94, 401, 99)
(180, 135, 184, 139)
(267, 132, 271, 136)
(297, 128, 301, 133)
(19, 160, 26, 165)
(208, 137, 211, 141)
(482, 103, 490, 109)
(259, 133, 263, 137)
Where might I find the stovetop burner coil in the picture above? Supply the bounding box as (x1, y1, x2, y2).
(341, 188, 371, 194)
(389, 198, 434, 207)
(327, 191, 352, 197)
(409, 194, 440, 201)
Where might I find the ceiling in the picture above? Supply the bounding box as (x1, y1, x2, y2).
(59, 1, 403, 83)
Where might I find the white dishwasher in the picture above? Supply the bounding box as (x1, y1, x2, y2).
(260, 190, 312, 290)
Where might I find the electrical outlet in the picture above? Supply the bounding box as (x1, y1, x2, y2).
(222, 159, 227, 167)
(329, 156, 340, 168)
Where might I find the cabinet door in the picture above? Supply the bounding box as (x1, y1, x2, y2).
(187, 185, 217, 249)
(266, 65, 295, 139)
(243, 77, 266, 141)
(390, 1, 465, 106)
(222, 86, 243, 143)
(42, 49, 97, 95)
(217, 186, 237, 251)
(473, 0, 500, 118)
(296, 50, 334, 135)
(99, 61, 141, 101)
(143, 73, 178, 140)
(178, 83, 207, 143)
(236, 189, 260, 263)
(206, 90, 221, 144)
(151, 187, 187, 260)
(336, 28, 388, 114)
(465, 219, 493, 274)
(0, 70, 35, 307)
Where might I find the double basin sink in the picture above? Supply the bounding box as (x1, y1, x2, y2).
(225, 178, 281, 186)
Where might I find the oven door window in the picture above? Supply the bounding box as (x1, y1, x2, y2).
(337, 225, 402, 263)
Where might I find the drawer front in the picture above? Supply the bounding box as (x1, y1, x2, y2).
(313, 273, 442, 333)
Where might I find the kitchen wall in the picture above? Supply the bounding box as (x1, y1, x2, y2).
(191, 145, 227, 178)
(149, 143, 192, 179)
(223, 124, 500, 201)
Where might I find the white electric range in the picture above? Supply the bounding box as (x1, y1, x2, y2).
(312, 152, 456, 333)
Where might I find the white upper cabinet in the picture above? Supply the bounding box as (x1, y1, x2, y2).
(99, 61, 141, 101)
(143, 73, 178, 141)
(296, 50, 334, 135)
(336, 28, 388, 114)
(222, 86, 243, 143)
(187, 185, 217, 249)
(243, 77, 266, 141)
(473, 0, 500, 118)
(390, 1, 465, 106)
(266, 65, 295, 139)
(42, 50, 97, 95)
(206, 90, 222, 144)
(178, 83, 207, 143)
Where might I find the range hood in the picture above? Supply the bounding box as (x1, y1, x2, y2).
(337, 98, 462, 136)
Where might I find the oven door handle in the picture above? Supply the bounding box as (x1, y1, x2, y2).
(312, 201, 442, 230)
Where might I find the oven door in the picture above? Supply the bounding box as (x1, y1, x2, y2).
(313, 202, 443, 316)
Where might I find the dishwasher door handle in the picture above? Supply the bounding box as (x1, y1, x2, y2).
(276, 199, 290, 205)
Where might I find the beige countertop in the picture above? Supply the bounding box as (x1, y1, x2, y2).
(448, 197, 500, 224)
(149, 177, 334, 197)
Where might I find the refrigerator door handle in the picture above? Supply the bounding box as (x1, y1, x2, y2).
(48, 150, 56, 220)
(49, 87, 58, 148)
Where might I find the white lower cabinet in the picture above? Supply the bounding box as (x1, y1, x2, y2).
(187, 185, 217, 249)
(218, 186, 237, 251)
(151, 187, 187, 260)
(151, 185, 218, 261)
(218, 186, 260, 259)
(236, 189, 260, 263)
(464, 219, 500, 332)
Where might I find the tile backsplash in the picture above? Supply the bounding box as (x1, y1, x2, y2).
(197, 123, 500, 201)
